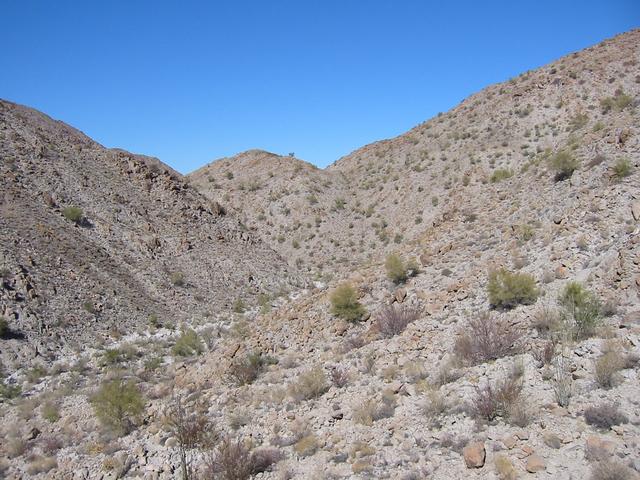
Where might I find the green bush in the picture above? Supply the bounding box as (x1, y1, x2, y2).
(385, 254, 418, 284)
(612, 158, 632, 180)
(62, 206, 83, 224)
(600, 90, 633, 113)
(330, 283, 366, 322)
(91, 377, 145, 434)
(487, 269, 539, 309)
(490, 168, 514, 183)
(558, 281, 601, 339)
(549, 151, 579, 181)
(172, 328, 204, 357)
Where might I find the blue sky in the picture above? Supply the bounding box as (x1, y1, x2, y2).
(3, 1, 638, 172)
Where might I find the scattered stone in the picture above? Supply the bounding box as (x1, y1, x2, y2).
(526, 454, 546, 473)
(463, 441, 486, 468)
(543, 432, 562, 449)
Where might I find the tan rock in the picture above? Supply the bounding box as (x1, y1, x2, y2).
(463, 441, 486, 468)
(502, 436, 518, 449)
(395, 288, 407, 303)
(526, 454, 546, 473)
(632, 201, 640, 221)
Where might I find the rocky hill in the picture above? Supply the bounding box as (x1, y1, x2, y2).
(1, 29, 639, 480)
(190, 29, 640, 280)
(0, 99, 302, 369)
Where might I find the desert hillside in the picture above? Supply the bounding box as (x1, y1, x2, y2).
(0, 29, 639, 480)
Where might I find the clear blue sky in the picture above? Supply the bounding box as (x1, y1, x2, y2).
(3, 1, 638, 172)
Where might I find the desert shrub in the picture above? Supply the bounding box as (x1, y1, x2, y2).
(330, 366, 350, 388)
(612, 158, 632, 180)
(293, 434, 319, 457)
(422, 390, 449, 428)
(62, 206, 83, 224)
(490, 168, 513, 183)
(170, 271, 185, 286)
(41, 401, 60, 423)
(0, 381, 21, 400)
(558, 281, 601, 339)
(330, 283, 366, 322)
(172, 328, 204, 357)
(584, 403, 628, 430)
(166, 396, 216, 480)
(454, 313, 521, 365)
(0, 317, 8, 338)
(487, 269, 539, 309)
(92, 377, 145, 434)
(549, 150, 579, 181)
(600, 90, 633, 113)
(494, 455, 518, 480)
(472, 369, 523, 423)
(594, 346, 625, 389)
(552, 355, 573, 407)
(289, 366, 329, 401)
(385, 254, 419, 284)
(227, 352, 267, 386)
(204, 436, 253, 480)
(590, 459, 636, 480)
(375, 304, 420, 337)
(353, 392, 397, 425)
(26, 456, 57, 475)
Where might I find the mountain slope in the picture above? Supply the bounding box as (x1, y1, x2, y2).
(0, 100, 301, 366)
(190, 29, 640, 278)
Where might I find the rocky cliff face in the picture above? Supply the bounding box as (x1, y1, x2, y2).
(0, 100, 302, 367)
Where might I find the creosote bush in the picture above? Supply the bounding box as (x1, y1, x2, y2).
(91, 377, 145, 435)
(62, 206, 83, 224)
(487, 268, 539, 309)
(330, 283, 366, 322)
(375, 304, 420, 337)
(227, 352, 272, 386)
(549, 150, 579, 181)
(600, 89, 633, 113)
(490, 168, 514, 183)
(204, 436, 281, 480)
(384, 254, 419, 284)
(612, 158, 632, 180)
(455, 313, 521, 366)
(172, 328, 204, 357)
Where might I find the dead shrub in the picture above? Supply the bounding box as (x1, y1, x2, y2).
(375, 304, 420, 337)
(471, 368, 524, 423)
(288, 366, 329, 401)
(594, 349, 624, 389)
(455, 313, 521, 365)
(590, 459, 636, 480)
(330, 366, 349, 388)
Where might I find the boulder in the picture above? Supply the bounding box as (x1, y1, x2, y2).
(463, 441, 486, 468)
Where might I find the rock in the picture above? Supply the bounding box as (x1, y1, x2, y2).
(632, 201, 640, 221)
(586, 435, 617, 457)
(28, 427, 41, 440)
(526, 454, 546, 473)
(395, 288, 407, 303)
(463, 441, 486, 468)
(502, 436, 518, 449)
(515, 431, 529, 440)
(543, 432, 562, 449)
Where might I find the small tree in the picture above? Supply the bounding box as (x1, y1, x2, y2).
(487, 269, 539, 309)
(330, 283, 366, 322)
(91, 377, 145, 435)
(166, 396, 216, 480)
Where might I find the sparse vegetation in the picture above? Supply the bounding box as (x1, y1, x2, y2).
(227, 352, 269, 386)
(172, 328, 204, 357)
(384, 253, 419, 284)
(375, 304, 420, 337)
(455, 312, 521, 365)
(612, 157, 632, 179)
(584, 403, 628, 430)
(288, 366, 329, 401)
(490, 168, 513, 183)
(600, 89, 633, 113)
(330, 283, 366, 322)
(549, 150, 579, 181)
(91, 377, 145, 434)
(62, 206, 84, 224)
(487, 269, 538, 309)
(558, 281, 601, 340)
